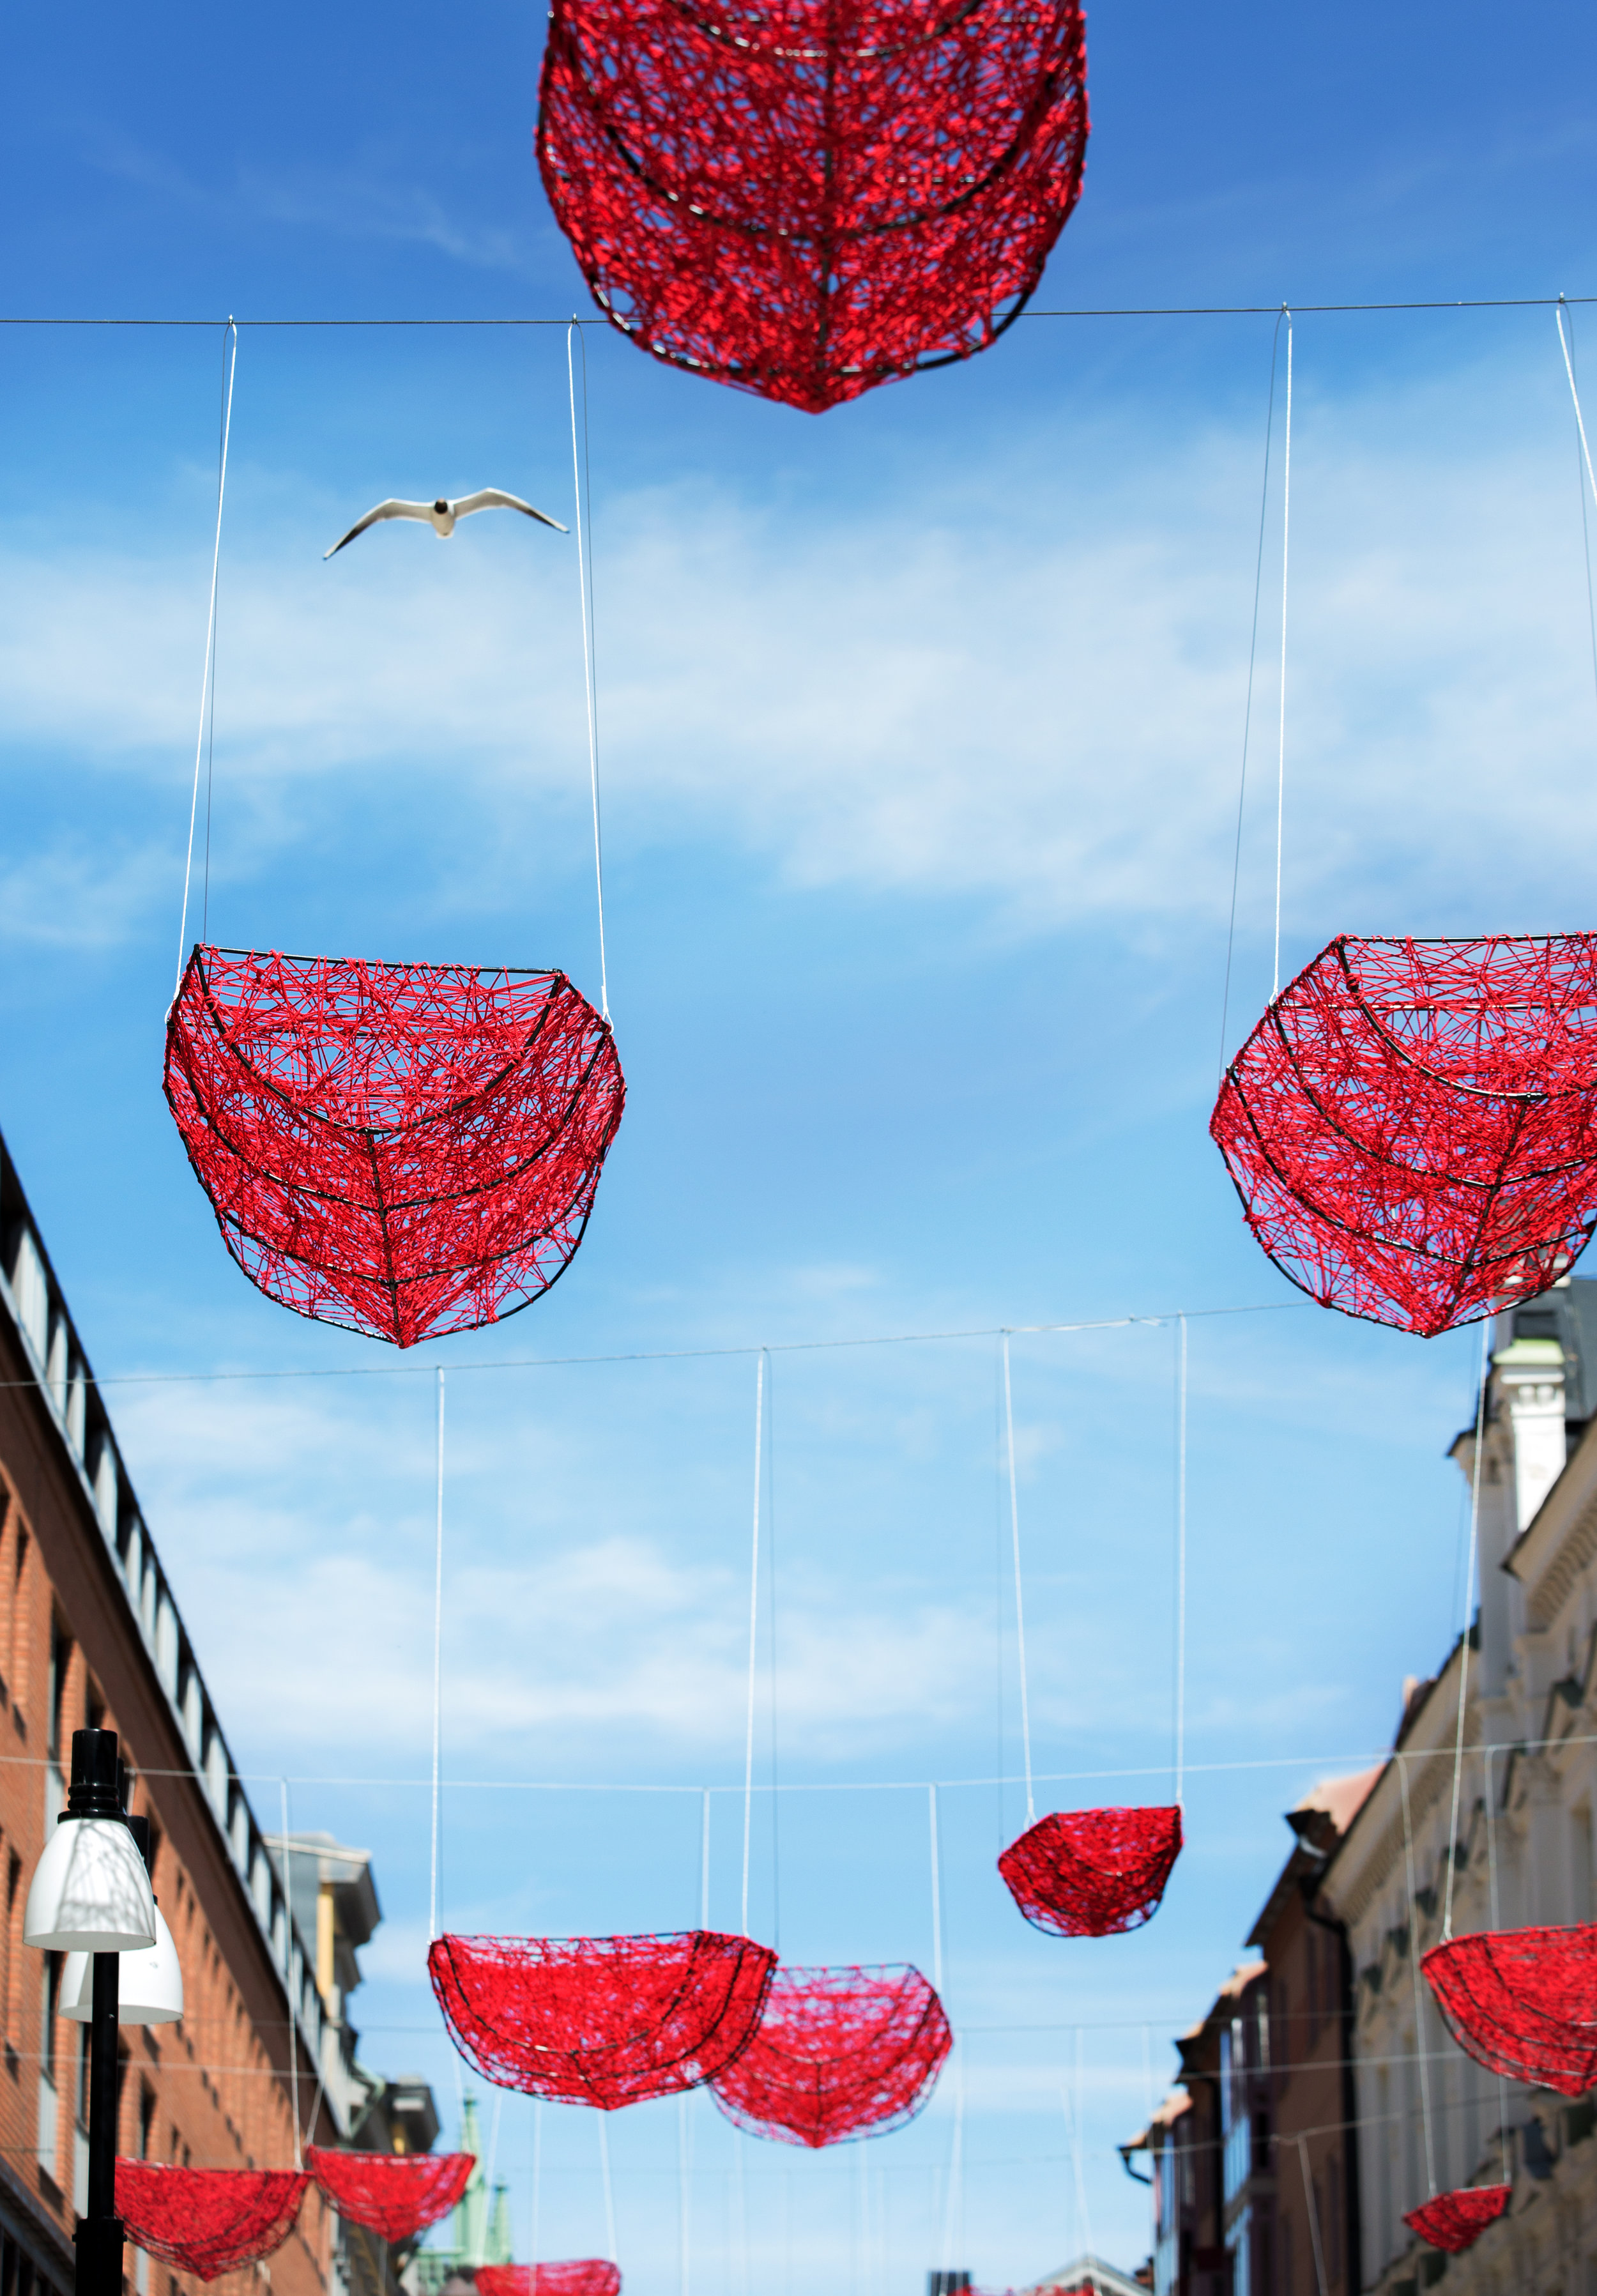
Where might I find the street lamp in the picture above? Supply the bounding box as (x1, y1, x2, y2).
(25, 1729, 158, 2296)
(63, 1818, 184, 2028)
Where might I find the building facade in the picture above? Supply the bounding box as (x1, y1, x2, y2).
(0, 1128, 414, 2296)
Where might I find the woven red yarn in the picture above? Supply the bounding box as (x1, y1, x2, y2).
(709, 1963, 951, 2147)
(306, 2149, 473, 2241)
(429, 1931, 777, 2108)
(998, 1807, 1182, 1939)
(477, 2264, 622, 2296)
(1211, 935, 1597, 1338)
(165, 946, 625, 1348)
(116, 2162, 311, 2283)
(1423, 1925, 1597, 2096)
(537, 0, 1088, 413)
(1403, 2187, 1511, 2254)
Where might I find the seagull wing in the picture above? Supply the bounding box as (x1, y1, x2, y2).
(323, 500, 436, 559)
(452, 488, 570, 533)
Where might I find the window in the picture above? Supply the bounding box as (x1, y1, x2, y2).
(36, 1957, 59, 2180)
(8, 1531, 26, 1720)
(45, 1625, 70, 1821)
(1327, 2155, 1343, 2284)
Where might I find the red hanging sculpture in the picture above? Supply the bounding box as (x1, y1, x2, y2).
(306, 2148, 474, 2241)
(116, 2163, 312, 2283)
(1211, 935, 1597, 1338)
(429, 1931, 778, 2108)
(165, 947, 625, 1348)
(709, 1963, 951, 2146)
(478, 2266, 622, 2296)
(538, 0, 1089, 413)
(1423, 1924, 1597, 2095)
(998, 1807, 1182, 1938)
(1403, 2187, 1511, 2254)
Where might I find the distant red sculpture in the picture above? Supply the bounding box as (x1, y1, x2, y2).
(116, 2163, 311, 2283)
(1403, 2186, 1511, 2253)
(478, 2265, 622, 2296)
(1423, 1924, 1597, 2095)
(1212, 934, 1597, 1336)
(307, 2148, 474, 2242)
(165, 946, 624, 1347)
(429, 1931, 777, 2108)
(710, 1963, 951, 2145)
(998, 1807, 1182, 1938)
(538, 0, 1089, 413)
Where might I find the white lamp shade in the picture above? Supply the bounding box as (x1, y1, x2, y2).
(24, 1818, 157, 1952)
(61, 1904, 183, 2025)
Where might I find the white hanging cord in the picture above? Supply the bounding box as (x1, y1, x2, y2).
(1558, 302, 1597, 517)
(677, 2094, 692, 2296)
(1272, 310, 1293, 1002)
(530, 2099, 542, 2272)
(430, 1366, 446, 1943)
(485, 2092, 504, 2213)
(277, 1779, 302, 2170)
(1174, 1316, 1188, 1809)
(1555, 302, 1597, 716)
(1001, 1335, 1035, 1828)
(699, 1787, 711, 1928)
(1295, 2136, 1329, 2296)
(928, 1783, 944, 1994)
(597, 2113, 618, 2264)
(1443, 1320, 1490, 1939)
(733, 2134, 750, 2296)
(937, 2062, 965, 2267)
(175, 318, 238, 1000)
(741, 1351, 765, 1937)
(1064, 2035, 1101, 2291)
(1397, 1756, 1438, 2198)
(567, 321, 609, 1023)
(1483, 1745, 1510, 2164)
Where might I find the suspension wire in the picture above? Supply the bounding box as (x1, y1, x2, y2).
(1296, 2135, 1329, 2296)
(430, 1366, 445, 1942)
(1483, 1745, 1511, 2167)
(199, 322, 232, 945)
(277, 1779, 302, 2169)
(741, 1351, 765, 1936)
(1397, 1755, 1439, 2198)
(1216, 310, 1287, 1081)
(598, 2115, 618, 2263)
(678, 2094, 692, 2296)
(174, 318, 236, 1000)
(1000, 1335, 1035, 1828)
(1272, 312, 1293, 1002)
(567, 321, 609, 1022)
(1442, 1320, 1491, 1938)
(530, 2099, 542, 2272)
(928, 1784, 944, 1994)
(700, 1787, 712, 1927)
(1173, 1316, 1188, 1808)
(1556, 300, 1597, 719)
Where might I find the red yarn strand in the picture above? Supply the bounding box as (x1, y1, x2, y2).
(1423, 1925, 1597, 2097)
(478, 2264, 622, 2296)
(709, 1963, 951, 2147)
(537, 0, 1089, 412)
(1211, 934, 1597, 1336)
(428, 1932, 778, 2109)
(998, 1807, 1183, 1938)
(1403, 2186, 1511, 2253)
(306, 2150, 474, 2242)
(164, 947, 625, 1348)
(116, 2163, 311, 2283)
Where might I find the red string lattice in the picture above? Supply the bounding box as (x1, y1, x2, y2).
(429, 1931, 778, 2108)
(306, 2148, 474, 2241)
(1423, 1925, 1597, 2096)
(998, 1807, 1183, 1938)
(709, 1963, 951, 2147)
(165, 946, 625, 1348)
(477, 2265, 622, 2296)
(537, 0, 1089, 413)
(1403, 2187, 1511, 2254)
(1211, 935, 1597, 1337)
(116, 2162, 311, 2283)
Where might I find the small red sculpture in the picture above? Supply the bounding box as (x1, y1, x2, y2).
(998, 1807, 1183, 1938)
(429, 1931, 778, 2108)
(1403, 2186, 1511, 2253)
(538, 0, 1089, 413)
(306, 2148, 474, 2241)
(116, 2162, 311, 2283)
(1212, 934, 1597, 1337)
(710, 1963, 951, 2146)
(165, 947, 625, 1348)
(478, 2265, 622, 2296)
(1423, 1925, 1597, 2095)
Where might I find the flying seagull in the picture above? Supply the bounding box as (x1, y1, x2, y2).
(325, 489, 569, 559)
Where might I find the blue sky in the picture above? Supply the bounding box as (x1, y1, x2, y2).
(3, 0, 1597, 2283)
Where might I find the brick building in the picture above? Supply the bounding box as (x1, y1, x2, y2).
(0, 1128, 403, 2296)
